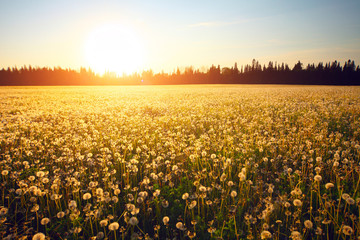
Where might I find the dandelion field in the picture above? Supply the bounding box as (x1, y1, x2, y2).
(0, 85, 359, 240)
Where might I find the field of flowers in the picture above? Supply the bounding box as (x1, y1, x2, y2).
(0, 85, 359, 240)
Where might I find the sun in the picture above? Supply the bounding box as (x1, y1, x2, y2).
(84, 23, 145, 75)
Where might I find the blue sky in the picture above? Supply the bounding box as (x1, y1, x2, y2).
(1, 0, 359, 74)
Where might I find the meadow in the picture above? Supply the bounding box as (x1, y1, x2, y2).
(0, 85, 359, 240)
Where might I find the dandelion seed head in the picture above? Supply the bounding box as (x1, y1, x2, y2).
(40, 217, 50, 225)
(182, 193, 189, 200)
(342, 225, 353, 236)
(230, 190, 237, 198)
(162, 216, 169, 225)
(100, 219, 108, 227)
(325, 182, 334, 189)
(261, 230, 272, 239)
(108, 222, 119, 231)
(293, 199, 302, 207)
(304, 220, 313, 229)
(83, 193, 92, 200)
(290, 231, 302, 240)
(314, 175, 322, 182)
(129, 216, 139, 226)
(176, 222, 185, 230)
(32, 232, 45, 240)
(57, 211, 65, 218)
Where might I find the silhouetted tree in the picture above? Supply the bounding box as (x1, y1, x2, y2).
(293, 61, 303, 71)
(1, 59, 359, 86)
(233, 62, 239, 74)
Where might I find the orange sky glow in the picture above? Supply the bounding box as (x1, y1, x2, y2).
(1, 0, 359, 75)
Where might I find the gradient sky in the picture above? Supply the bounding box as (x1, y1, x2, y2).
(1, 0, 360, 74)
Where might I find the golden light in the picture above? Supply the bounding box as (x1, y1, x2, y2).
(84, 23, 145, 75)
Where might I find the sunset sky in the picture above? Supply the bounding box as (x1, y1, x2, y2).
(1, 0, 360, 75)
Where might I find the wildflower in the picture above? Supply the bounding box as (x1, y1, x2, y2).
(112, 196, 119, 203)
(322, 219, 331, 224)
(40, 218, 50, 225)
(1, 170, 9, 176)
(114, 188, 121, 195)
(127, 193, 134, 202)
(163, 216, 169, 225)
(293, 199, 302, 207)
(315, 227, 323, 235)
(161, 200, 169, 208)
(189, 200, 197, 209)
(137, 196, 144, 204)
(138, 191, 148, 199)
(31, 204, 39, 212)
(89, 181, 98, 188)
(32, 233, 45, 240)
(290, 231, 302, 240)
(325, 182, 334, 189)
(263, 223, 269, 230)
(176, 222, 186, 230)
(314, 175, 322, 182)
(199, 185, 206, 192)
(82, 193, 92, 200)
(187, 231, 196, 239)
(129, 217, 139, 226)
(268, 185, 274, 194)
(96, 188, 103, 196)
(304, 220, 313, 229)
(342, 193, 350, 200)
(346, 197, 355, 205)
(342, 225, 353, 236)
(96, 232, 105, 239)
(238, 172, 246, 181)
(42, 177, 49, 184)
(36, 171, 45, 178)
(220, 173, 227, 182)
(131, 207, 140, 215)
(230, 190, 237, 198)
(0, 207, 8, 216)
(57, 211, 65, 218)
(69, 200, 77, 209)
(182, 193, 189, 200)
(261, 230, 272, 239)
(153, 189, 160, 197)
(108, 222, 119, 231)
(100, 219, 108, 227)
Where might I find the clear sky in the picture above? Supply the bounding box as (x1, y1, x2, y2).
(1, 0, 360, 74)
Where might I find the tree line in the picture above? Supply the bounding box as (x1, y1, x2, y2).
(0, 59, 359, 85)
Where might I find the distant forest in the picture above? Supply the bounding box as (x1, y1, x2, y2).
(1, 59, 359, 85)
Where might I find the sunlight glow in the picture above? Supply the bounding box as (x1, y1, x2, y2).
(84, 23, 145, 75)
